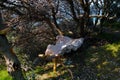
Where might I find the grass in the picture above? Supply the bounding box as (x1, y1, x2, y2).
(0, 23, 120, 80)
(0, 60, 12, 80)
(0, 70, 13, 80)
(18, 28, 120, 79)
(85, 42, 120, 80)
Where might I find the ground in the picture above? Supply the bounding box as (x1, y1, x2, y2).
(32, 25, 120, 80)
(0, 24, 120, 80)
(25, 25, 120, 80)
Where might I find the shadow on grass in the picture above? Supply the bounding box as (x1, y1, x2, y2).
(35, 42, 120, 80)
(32, 27, 120, 80)
(85, 42, 120, 80)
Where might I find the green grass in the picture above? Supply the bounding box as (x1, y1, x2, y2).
(0, 24, 120, 80)
(85, 42, 120, 79)
(0, 70, 13, 80)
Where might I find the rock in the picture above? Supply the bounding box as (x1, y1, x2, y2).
(45, 35, 84, 57)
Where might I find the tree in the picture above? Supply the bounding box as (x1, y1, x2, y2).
(0, 12, 25, 80)
(0, 0, 120, 79)
(0, 0, 63, 79)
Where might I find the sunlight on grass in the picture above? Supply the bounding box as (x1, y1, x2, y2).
(85, 42, 120, 79)
(35, 69, 68, 80)
(105, 43, 120, 57)
(31, 60, 73, 80)
(0, 70, 13, 80)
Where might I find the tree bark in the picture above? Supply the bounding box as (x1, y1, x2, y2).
(0, 12, 25, 80)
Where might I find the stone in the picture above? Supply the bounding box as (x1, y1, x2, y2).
(45, 35, 84, 57)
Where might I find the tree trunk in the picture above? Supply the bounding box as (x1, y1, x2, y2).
(0, 35, 25, 80)
(0, 12, 25, 80)
(45, 18, 63, 37)
(80, 17, 85, 37)
(66, 0, 81, 37)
